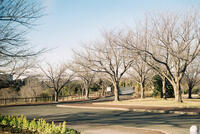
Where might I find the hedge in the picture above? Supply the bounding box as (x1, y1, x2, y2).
(0, 114, 80, 134)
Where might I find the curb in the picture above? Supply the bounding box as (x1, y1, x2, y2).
(56, 104, 129, 111)
(119, 126, 169, 134)
(132, 109, 166, 113)
(168, 111, 200, 115)
(132, 109, 200, 115)
(57, 104, 200, 115)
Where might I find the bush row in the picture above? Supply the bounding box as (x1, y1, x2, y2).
(0, 114, 80, 134)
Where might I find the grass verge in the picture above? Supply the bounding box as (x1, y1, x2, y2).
(95, 98, 200, 108)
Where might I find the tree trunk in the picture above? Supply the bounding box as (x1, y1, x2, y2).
(134, 84, 139, 97)
(113, 81, 120, 102)
(174, 82, 183, 102)
(188, 86, 192, 99)
(55, 91, 58, 102)
(140, 82, 145, 99)
(85, 86, 89, 99)
(81, 88, 84, 96)
(101, 86, 105, 97)
(162, 77, 167, 99)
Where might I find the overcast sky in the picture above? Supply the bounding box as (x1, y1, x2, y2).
(27, 0, 200, 64)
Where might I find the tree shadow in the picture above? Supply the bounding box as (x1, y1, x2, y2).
(28, 109, 200, 129)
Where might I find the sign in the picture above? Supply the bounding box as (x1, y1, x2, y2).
(106, 87, 111, 92)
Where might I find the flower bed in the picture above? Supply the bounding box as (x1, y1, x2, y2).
(0, 114, 80, 134)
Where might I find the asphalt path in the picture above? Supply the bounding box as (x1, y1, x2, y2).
(0, 103, 199, 134)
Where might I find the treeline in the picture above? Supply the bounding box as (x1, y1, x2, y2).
(1, 73, 199, 102)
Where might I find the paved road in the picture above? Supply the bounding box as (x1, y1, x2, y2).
(0, 104, 199, 134)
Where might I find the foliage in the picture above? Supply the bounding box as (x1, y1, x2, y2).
(40, 92, 50, 98)
(61, 81, 82, 96)
(61, 80, 101, 96)
(119, 79, 134, 88)
(90, 82, 100, 92)
(152, 75, 174, 98)
(189, 87, 200, 94)
(0, 114, 80, 134)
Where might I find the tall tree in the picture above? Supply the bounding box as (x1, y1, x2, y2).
(122, 11, 200, 102)
(74, 32, 134, 101)
(0, 0, 44, 72)
(40, 63, 73, 102)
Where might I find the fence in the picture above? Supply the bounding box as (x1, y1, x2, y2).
(0, 92, 101, 105)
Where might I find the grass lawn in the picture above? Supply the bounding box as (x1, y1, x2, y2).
(95, 97, 200, 108)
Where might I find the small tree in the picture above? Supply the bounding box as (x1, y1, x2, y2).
(128, 57, 152, 99)
(185, 61, 200, 98)
(19, 76, 44, 97)
(96, 77, 112, 97)
(70, 62, 95, 99)
(40, 63, 73, 102)
(152, 74, 174, 98)
(74, 32, 134, 101)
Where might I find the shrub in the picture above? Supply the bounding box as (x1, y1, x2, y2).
(0, 114, 80, 134)
(61, 121, 67, 134)
(16, 115, 23, 128)
(192, 87, 200, 94)
(29, 118, 37, 132)
(22, 116, 29, 129)
(40, 92, 50, 98)
(10, 117, 17, 128)
(152, 75, 174, 98)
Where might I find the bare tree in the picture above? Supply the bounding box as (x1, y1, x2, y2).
(19, 76, 44, 97)
(122, 11, 200, 102)
(39, 63, 73, 102)
(74, 32, 134, 101)
(0, 0, 45, 70)
(3, 58, 37, 80)
(0, 58, 39, 93)
(96, 74, 112, 97)
(185, 61, 200, 98)
(70, 62, 95, 99)
(128, 58, 152, 99)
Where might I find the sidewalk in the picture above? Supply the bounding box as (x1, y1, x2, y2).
(57, 102, 200, 115)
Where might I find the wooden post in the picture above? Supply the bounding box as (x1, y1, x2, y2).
(4, 98, 6, 105)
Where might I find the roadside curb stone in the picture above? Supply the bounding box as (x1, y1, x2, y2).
(57, 104, 200, 115)
(57, 104, 129, 111)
